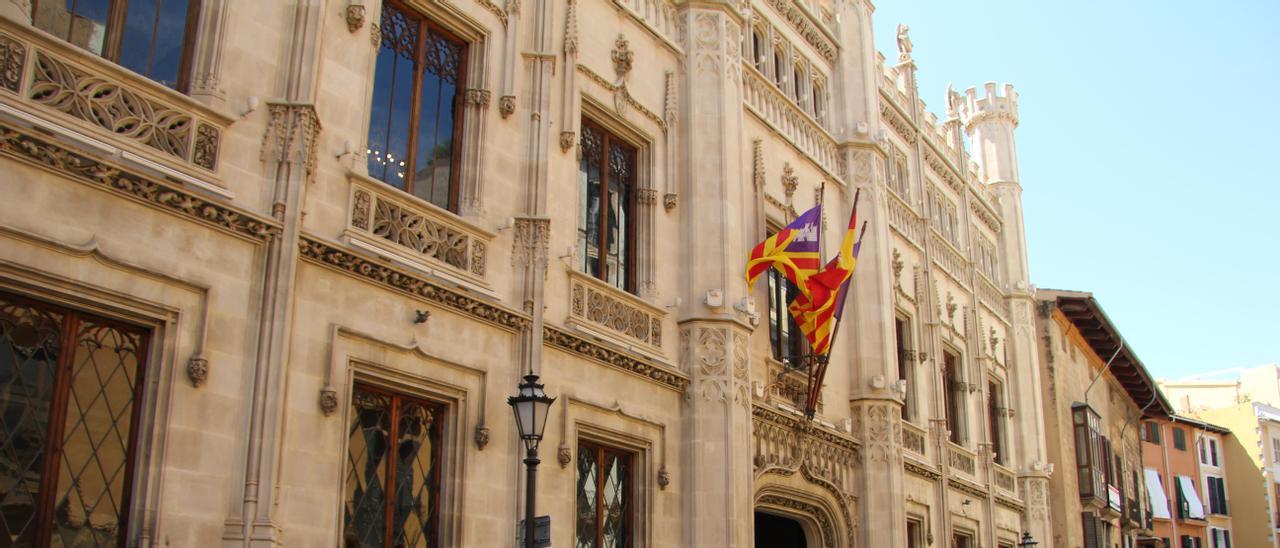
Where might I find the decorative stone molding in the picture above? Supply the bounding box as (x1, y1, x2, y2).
(743, 68, 840, 180)
(261, 102, 321, 180)
(993, 464, 1016, 494)
(1021, 476, 1049, 522)
(557, 442, 571, 467)
(611, 34, 633, 79)
(543, 325, 687, 391)
(662, 193, 677, 211)
(611, 0, 679, 52)
(344, 176, 493, 287)
(464, 88, 492, 108)
(0, 124, 276, 242)
(0, 25, 230, 173)
(559, 130, 575, 152)
(904, 460, 941, 481)
(929, 233, 970, 288)
(498, 95, 515, 117)
(880, 102, 917, 145)
(345, 3, 366, 32)
(187, 355, 209, 387)
(760, 0, 836, 62)
(977, 275, 1007, 319)
(752, 404, 859, 497)
(994, 494, 1025, 513)
(856, 403, 900, 464)
(563, 0, 578, 54)
(947, 477, 988, 499)
(473, 424, 490, 450)
(756, 494, 838, 548)
(511, 215, 550, 269)
(948, 444, 976, 476)
(319, 386, 339, 415)
(781, 162, 798, 202)
(575, 63, 666, 131)
(298, 236, 529, 331)
(901, 421, 926, 456)
(474, 0, 509, 27)
(568, 270, 665, 352)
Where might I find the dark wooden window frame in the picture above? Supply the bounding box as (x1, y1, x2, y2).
(578, 118, 638, 293)
(369, 0, 469, 212)
(32, 0, 202, 92)
(0, 290, 152, 546)
(943, 348, 964, 445)
(987, 378, 1006, 465)
(768, 265, 806, 364)
(344, 382, 446, 548)
(895, 314, 913, 420)
(576, 440, 634, 548)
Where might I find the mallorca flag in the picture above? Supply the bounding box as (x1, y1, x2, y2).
(789, 193, 866, 355)
(744, 205, 822, 292)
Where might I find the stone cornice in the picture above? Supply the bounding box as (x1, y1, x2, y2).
(904, 460, 942, 481)
(879, 100, 916, 145)
(298, 236, 530, 331)
(995, 495, 1025, 513)
(947, 477, 989, 499)
(544, 325, 688, 391)
(759, 0, 838, 63)
(0, 123, 277, 243)
(753, 404, 861, 452)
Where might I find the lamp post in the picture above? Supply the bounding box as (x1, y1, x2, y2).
(509, 373, 556, 548)
(1017, 531, 1038, 548)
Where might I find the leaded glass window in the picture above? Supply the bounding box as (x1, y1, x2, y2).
(32, 0, 200, 91)
(577, 121, 636, 292)
(344, 384, 443, 548)
(366, 0, 467, 211)
(0, 291, 151, 546)
(576, 442, 631, 548)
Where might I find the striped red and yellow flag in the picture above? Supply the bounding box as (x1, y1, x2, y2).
(789, 196, 866, 356)
(745, 205, 822, 292)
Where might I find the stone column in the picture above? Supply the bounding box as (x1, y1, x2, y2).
(832, 0, 906, 545)
(674, 5, 754, 547)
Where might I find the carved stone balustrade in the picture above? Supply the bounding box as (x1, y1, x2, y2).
(742, 67, 840, 181)
(977, 273, 1007, 319)
(568, 270, 666, 356)
(0, 19, 230, 182)
(928, 232, 970, 288)
(901, 420, 927, 458)
(947, 442, 976, 478)
(887, 192, 922, 246)
(344, 175, 493, 289)
(993, 463, 1017, 496)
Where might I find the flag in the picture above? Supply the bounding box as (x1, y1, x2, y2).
(744, 205, 822, 292)
(789, 194, 866, 356)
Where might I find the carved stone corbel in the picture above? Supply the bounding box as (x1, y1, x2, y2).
(558, 441, 572, 468)
(187, 355, 209, 387)
(319, 385, 339, 415)
(657, 465, 670, 489)
(345, 2, 366, 32)
(499, 95, 516, 117)
(474, 424, 491, 450)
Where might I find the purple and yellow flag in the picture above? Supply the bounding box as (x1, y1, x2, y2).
(745, 205, 822, 292)
(789, 193, 866, 356)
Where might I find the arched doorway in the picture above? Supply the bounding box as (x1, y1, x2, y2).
(754, 511, 808, 548)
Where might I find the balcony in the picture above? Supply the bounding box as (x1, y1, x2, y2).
(948, 443, 976, 479)
(902, 421, 927, 459)
(993, 463, 1017, 496)
(343, 174, 494, 291)
(0, 18, 229, 188)
(567, 270, 666, 357)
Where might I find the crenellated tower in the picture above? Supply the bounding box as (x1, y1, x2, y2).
(961, 82, 1052, 543)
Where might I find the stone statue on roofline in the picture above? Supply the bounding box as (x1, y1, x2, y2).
(896, 24, 913, 61)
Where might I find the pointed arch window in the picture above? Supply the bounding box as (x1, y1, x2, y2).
(32, 0, 201, 91)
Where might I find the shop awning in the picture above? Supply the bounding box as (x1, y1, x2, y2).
(1177, 475, 1206, 519)
(1144, 469, 1171, 519)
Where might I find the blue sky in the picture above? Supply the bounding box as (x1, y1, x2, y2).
(870, 1, 1279, 380)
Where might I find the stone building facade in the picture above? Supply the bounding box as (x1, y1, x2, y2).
(0, 0, 1049, 546)
(1034, 290, 1173, 548)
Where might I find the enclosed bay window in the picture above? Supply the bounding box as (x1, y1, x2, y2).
(367, 0, 468, 211)
(0, 291, 151, 545)
(344, 384, 444, 548)
(576, 442, 633, 548)
(578, 120, 637, 292)
(1072, 403, 1106, 504)
(895, 316, 914, 420)
(32, 0, 200, 91)
(769, 268, 804, 363)
(987, 379, 1007, 465)
(943, 349, 964, 444)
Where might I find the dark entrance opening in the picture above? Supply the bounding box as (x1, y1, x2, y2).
(754, 511, 808, 548)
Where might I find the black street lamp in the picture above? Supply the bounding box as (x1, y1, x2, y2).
(1017, 531, 1039, 548)
(509, 373, 556, 548)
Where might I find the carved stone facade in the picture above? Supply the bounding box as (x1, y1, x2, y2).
(0, 1, 1055, 546)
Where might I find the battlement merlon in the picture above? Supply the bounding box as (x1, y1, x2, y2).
(960, 81, 1019, 132)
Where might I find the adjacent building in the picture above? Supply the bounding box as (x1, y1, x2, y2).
(0, 0, 1052, 547)
(1160, 364, 1280, 414)
(1034, 289, 1173, 548)
(1193, 402, 1280, 548)
(1141, 416, 1234, 548)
